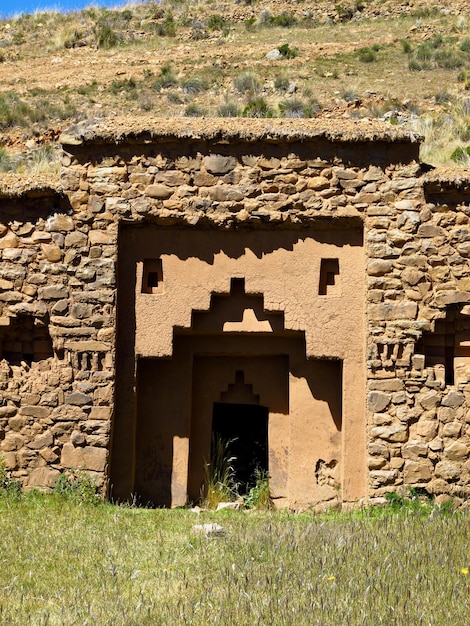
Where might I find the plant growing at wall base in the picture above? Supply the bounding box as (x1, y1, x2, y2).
(0, 455, 22, 499)
(53, 468, 100, 504)
(244, 468, 273, 510)
(202, 434, 238, 508)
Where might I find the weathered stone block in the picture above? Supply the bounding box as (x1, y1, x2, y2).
(307, 176, 329, 191)
(416, 420, 438, 440)
(402, 440, 427, 459)
(418, 390, 440, 410)
(444, 441, 468, 461)
(65, 392, 92, 406)
(369, 379, 405, 392)
(144, 184, 173, 199)
(368, 456, 387, 469)
(368, 391, 391, 412)
(369, 302, 417, 321)
(435, 460, 460, 480)
(0, 405, 17, 418)
(28, 467, 60, 489)
(46, 214, 74, 232)
(203, 155, 237, 175)
(441, 390, 465, 408)
(370, 424, 408, 442)
(417, 224, 446, 238)
(1, 433, 25, 451)
(28, 432, 54, 450)
(51, 406, 87, 422)
(442, 422, 462, 438)
(38, 285, 68, 300)
(61, 443, 107, 472)
(19, 406, 51, 418)
(3, 451, 17, 470)
(89, 231, 115, 245)
(370, 469, 397, 487)
(88, 407, 111, 420)
(41, 244, 63, 262)
(435, 291, 470, 306)
(404, 460, 432, 483)
(438, 407, 455, 423)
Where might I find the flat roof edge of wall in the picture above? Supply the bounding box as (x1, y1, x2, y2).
(61, 117, 423, 146)
(60, 117, 422, 168)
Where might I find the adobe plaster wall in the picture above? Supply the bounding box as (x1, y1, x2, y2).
(0, 118, 469, 508)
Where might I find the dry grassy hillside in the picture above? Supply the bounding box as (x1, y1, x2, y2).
(1, 0, 470, 174)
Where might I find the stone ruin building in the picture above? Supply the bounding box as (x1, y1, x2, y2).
(1, 117, 470, 510)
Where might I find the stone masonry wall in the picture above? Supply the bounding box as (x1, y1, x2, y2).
(1, 120, 470, 506)
(0, 192, 115, 491)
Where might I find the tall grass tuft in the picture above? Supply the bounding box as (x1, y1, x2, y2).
(203, 434, 238, 508)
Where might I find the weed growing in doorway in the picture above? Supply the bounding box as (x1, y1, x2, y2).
(202, 434, 238, 508)
(244, 468, 273, 510)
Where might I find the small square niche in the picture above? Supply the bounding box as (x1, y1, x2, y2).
(141, 258, 164, 294)
(319, 258, 340, 296)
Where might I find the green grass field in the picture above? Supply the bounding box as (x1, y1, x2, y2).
(0, 493, 469, 625)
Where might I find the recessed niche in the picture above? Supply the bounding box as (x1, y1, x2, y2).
(415, 306, 470, 386)
(141, 258, 164, 294)
(0, 315, 53, 366)
(319, 258, 340, 296)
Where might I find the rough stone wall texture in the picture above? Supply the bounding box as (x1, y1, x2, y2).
(0, 193, 114, 491)
(0, 119, 469, 506)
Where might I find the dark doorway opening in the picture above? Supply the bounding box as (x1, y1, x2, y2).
(212, 402, 268, 493)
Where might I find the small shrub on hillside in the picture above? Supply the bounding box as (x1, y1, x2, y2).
(181, 77, 208, 94)
(217, 101, 241, 117)
(274, 75, 290, 92)
(0, 146, 18, 172)
(50, 25, 83, 50)
(434, 48, 464, 69)
(279, 97, 306, 118)
(167, 90, 183, 104)
(342, 88, 359, 103)
(94, 19, 122, 49)
(244, 17, 256, 31)
(451, 145, 470, 163)
(278, 43, 298, 59)
(208, 14, 225, 31)
(408, 57, 432, 71)
(190, 20, 208, 40)
(242, 97, 274, 118)
(151, 64, 178, 91)
(53, 469, 100, 504)
(460, 38, 470, 52)
(21, 143, 61, 175)
(400, 39, 412, 54)
(434, 91, 452, 104)
(358, 46, 377, 63)
(156, 11, 176, 37)
(233, 72, 261, 94)
(110, 77, 137, 95)
(411, 6, 440, 18)
(258, 10, 273, 27)
(272, 12, 297, 28)
(183, 104, 207, 117)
